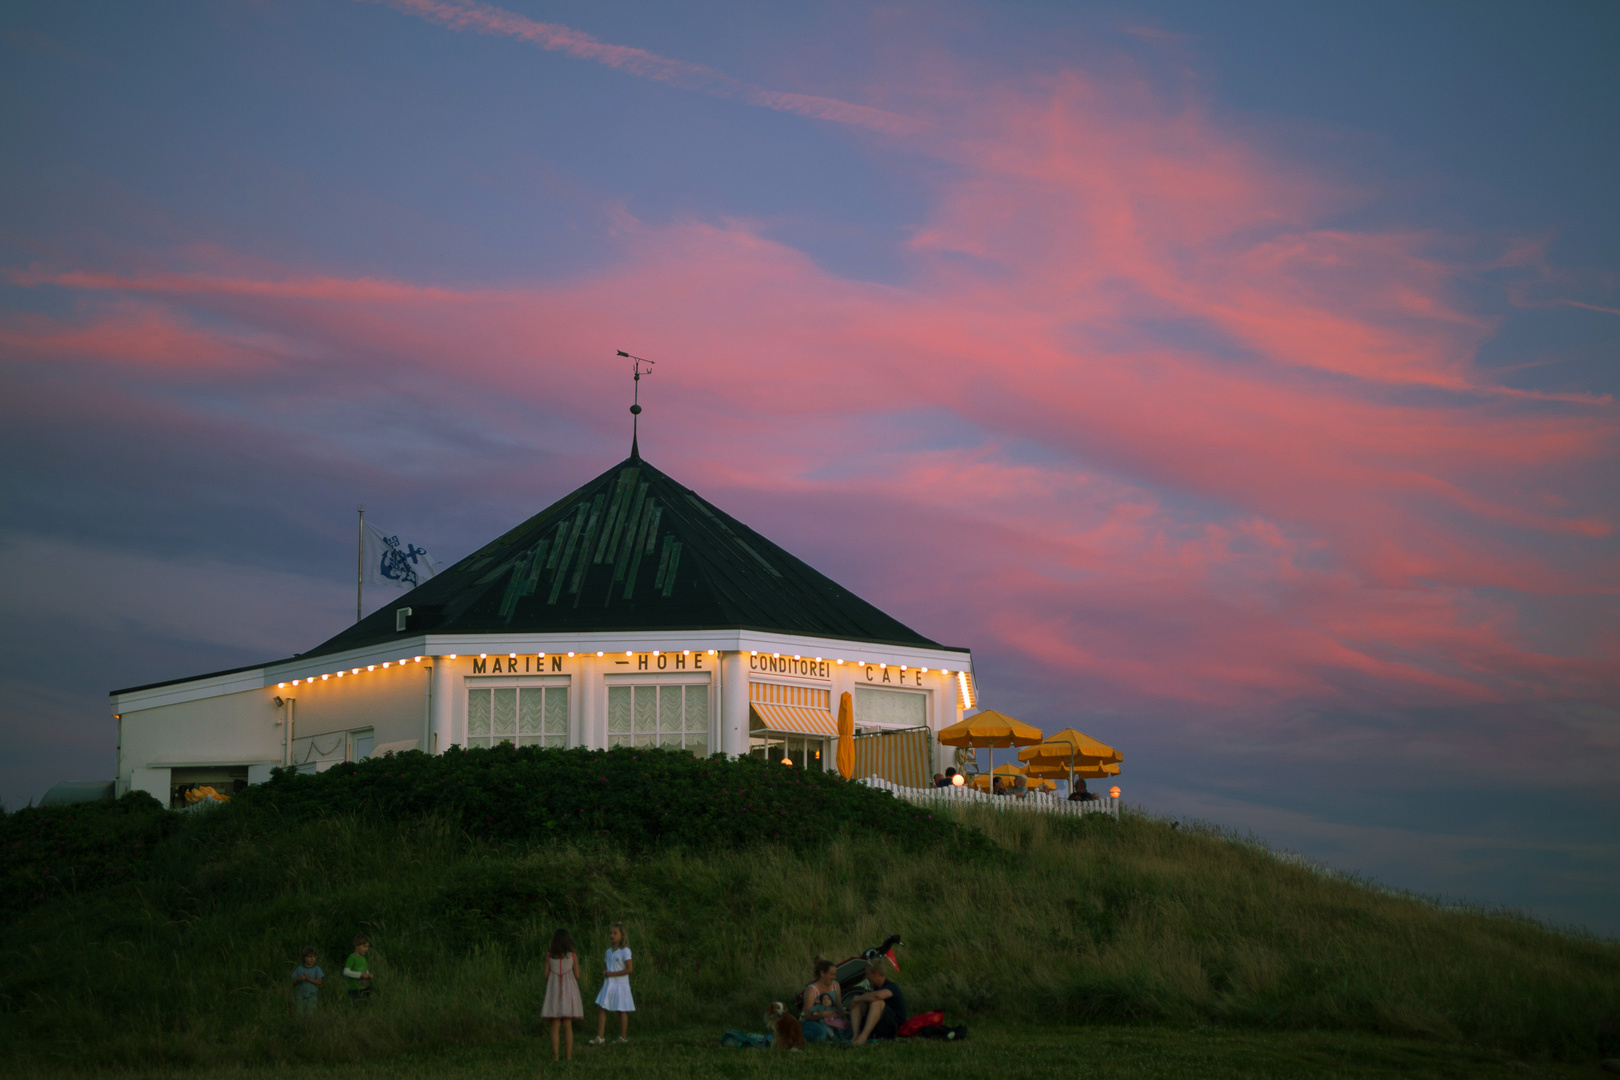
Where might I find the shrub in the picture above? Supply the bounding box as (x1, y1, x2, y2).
(0, 792, 171, 920)
(225, 745, 989, 856)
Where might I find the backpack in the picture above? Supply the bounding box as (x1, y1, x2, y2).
(896, 1010, 945, 1037)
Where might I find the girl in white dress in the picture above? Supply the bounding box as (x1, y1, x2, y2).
(589, 922, 635, 1045)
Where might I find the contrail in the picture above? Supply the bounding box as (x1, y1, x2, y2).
(1555, 298, 1620, 317)
(367, 0, 922, 136)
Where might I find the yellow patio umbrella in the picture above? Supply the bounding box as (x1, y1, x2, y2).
(989, 763, 1029, 790)
(1020, 728, 1122, 793)
(938, 710, 1043, 785)
(969, 765, 1056, 793)
(1024, 761, 1121, 798)
(1025, 759, 1120, 782)
(1017, 728, 1122, 767)
(836, 691, 855, 779)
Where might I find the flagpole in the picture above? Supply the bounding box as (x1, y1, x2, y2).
(356, 506, 364, 624)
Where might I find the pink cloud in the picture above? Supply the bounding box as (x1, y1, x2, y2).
(5, 49, 1616, 715)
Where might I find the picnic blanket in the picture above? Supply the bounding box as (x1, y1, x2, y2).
(721, 1030, 773, 1049)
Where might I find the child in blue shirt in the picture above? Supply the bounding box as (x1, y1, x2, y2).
(291, 947, 323, 1014)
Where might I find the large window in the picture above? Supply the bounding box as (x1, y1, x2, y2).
(854, 687, 927, 728)
(467, 686, 569, 748)
(607, 682, 709, 753)
(750, 733, 827, 771)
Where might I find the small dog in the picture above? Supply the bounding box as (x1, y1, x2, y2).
(765, 1002, 805, 1051)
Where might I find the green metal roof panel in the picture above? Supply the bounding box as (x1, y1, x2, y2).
(304, 455, 947, 657)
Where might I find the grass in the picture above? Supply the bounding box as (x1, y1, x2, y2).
(2, 750, 1617, 1071)
(0, 1025, 1604, 1080)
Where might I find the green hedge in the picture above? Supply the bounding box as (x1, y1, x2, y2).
(228, 745, 987, 855)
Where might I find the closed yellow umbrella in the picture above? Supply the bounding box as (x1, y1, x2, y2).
(938, 709, 1043, 787)
(836, 691, 855, 779)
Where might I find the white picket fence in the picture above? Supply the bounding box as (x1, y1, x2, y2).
(858, 777, 1119, 817)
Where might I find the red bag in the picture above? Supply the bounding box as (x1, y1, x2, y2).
(896, 1010, 945, 1038)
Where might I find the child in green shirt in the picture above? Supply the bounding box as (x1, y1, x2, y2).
(343, 934, 374, 1002)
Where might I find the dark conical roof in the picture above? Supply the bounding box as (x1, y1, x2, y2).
(306, 455, 948, 658)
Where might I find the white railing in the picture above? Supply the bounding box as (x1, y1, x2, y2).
(858, 777, 1119, 817)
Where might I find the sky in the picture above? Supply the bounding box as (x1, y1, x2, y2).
(2, 1, 1616, 933)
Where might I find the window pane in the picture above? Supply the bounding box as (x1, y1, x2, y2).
(545, 688, 569, 737)
(633, 687, 656, 734)
(658, 687, 682, 733)
(608, 732, 631, 748)
(854, 688, 926, 727)
(493, 689, 517, 740)
(519, 690, 544, 735)
(685, 684, 708, 733)
(608, 686, 631, 734)
(467, 690, 491, 738)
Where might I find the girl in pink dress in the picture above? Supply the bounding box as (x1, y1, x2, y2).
(541, 928, 584, 1060)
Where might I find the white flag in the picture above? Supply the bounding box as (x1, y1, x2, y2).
(363, 520, 439, 590)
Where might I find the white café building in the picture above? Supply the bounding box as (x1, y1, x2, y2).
(110, 452, 978, 806)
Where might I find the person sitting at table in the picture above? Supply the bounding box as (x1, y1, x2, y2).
(932, 772, 946, 788)
(991, 776, 1007, 796)
(848, 962, 907, 1044)
(1069, 779, 1099, 802)
(943, 767, 958, 788)
(1013, 776, 1028, 799)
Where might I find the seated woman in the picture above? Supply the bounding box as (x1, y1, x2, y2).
(800, 957, 848, 1042)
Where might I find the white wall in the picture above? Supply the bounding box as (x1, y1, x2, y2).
(117, 663, 430, 802)
(117, 688, 282, 802)
(109, 637, 970, 797)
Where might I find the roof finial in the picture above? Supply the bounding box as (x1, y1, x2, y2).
(616, 349, 654, 459)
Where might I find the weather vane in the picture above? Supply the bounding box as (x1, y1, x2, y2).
(616, 349, 654, 458)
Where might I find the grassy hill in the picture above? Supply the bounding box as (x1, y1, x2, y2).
(1, 746, 1615, 1070)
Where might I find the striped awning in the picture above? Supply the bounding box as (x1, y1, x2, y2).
(750, 703, 839, 738)
(853, 728, 932, 789)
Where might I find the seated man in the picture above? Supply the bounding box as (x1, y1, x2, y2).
(848, 962, 907, 1044)
(1069, 780, 1099, 802)
(932, 772, 947, 788)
